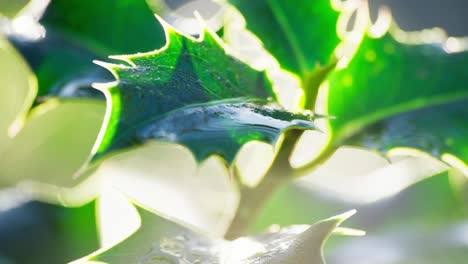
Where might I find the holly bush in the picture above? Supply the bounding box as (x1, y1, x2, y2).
(0, 0, 467, 263)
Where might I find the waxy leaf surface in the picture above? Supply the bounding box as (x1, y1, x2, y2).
(95, 25, 317, 163)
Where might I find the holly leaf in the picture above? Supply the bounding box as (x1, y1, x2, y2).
(10, 33, 111, 100)
(72, 202, 358, 264)
(40, 0, 165, 55)
(7, 0, 166, 99)
(227, 0, 340, 75)
(320, 23, 468, 174)
(346, 99, 468, 171)
(0, 30, 105, 189)
(93, 21, 318, 163)
(0, 0, 161, 188)
(0, 34, 36, 151)
(0, 99, 105, 188)
(224, 0, 363, 108)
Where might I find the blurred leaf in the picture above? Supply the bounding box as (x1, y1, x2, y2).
(0, 0, 29, 18)
(0, 35, 36, 151)
(255, 171, 468, 262)
(93, 22, 318, 163)
(10, 33, 111, 100)
(41, 0, 165, 55)
(255, 171, 465, 235)
(0, 201, 99, 264)
(8, 0, 166, 99)
(328, 171, 468, 264)
(329, 225, 468, 264)
(0, 99, 105, 188)
(74, 203, 355, 264)
(323, 28, 468, 172)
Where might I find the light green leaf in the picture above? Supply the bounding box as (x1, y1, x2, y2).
(0, 99, 105, 188)
(93, 21, 318, 163)
(0, 0, 29, 18)
(0, 34, 36, 151)
(319, 23, 468, 173)
(73, 202, 357, 264)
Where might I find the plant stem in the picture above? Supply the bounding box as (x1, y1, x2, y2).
(302, 61, 336, 110)
(224, 130, 302, 240)
(224, 167, 288, 240)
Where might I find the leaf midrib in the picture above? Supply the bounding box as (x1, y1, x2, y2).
(267, 0, 308, 75)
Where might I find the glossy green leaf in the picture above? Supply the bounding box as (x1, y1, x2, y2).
(73, 202, 356, 264)
(323, 27, 468, 170)
(7, 0, 166, 99)
(224, 0, 353, 108)
(93, 23, 318, 163)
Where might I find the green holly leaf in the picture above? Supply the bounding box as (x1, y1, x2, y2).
(93, 21, 318, 163)
(224, 0, 362, 108)
(321, 24, 468, 174)
(7, 0, 165, 99)
(73, 202, 358, 264)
